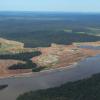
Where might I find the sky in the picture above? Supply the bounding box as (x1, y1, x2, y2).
(0, 0, 100, 12)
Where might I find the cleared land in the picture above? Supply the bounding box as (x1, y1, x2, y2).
(0, 38, 100, 78)
(0, 60, 31, 77)
(32, 42, 100, 68)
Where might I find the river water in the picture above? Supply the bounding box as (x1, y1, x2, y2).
(79, 45, 100, 50)
(0, 49, 100, 100)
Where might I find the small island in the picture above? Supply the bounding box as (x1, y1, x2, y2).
(0, 84, 8, 90)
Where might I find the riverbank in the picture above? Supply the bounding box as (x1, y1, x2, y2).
(0, 54, 100, 100)
(17, 73, 100, 100)
(0, 41, 100, 79)
(32, 42, 100, 68)
(0, 62, 77, 79)
(0, 40, 100, 79)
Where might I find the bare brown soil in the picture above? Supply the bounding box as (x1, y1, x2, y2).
(0, 41, 100, 78)
(0, 60, 31, 77)
(32, 42, 100, 68)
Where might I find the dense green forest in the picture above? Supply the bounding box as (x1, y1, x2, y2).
(17, 73, 100, 100)
(0, 51, 41, 70)
(1, 31, 100, 47)
(9, 60, 37, 70)
(0, 51, 41, 61)
(0, 12, 100, 47)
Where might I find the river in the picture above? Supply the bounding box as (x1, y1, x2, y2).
(0, 51, 100, 100)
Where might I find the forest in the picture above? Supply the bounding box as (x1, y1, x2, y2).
(0, 51, 41, 61)
(0, 51, 41, 70)
(17, 73, 100, 100)
(0, 12, 100, 47)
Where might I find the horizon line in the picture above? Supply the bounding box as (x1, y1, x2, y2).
(0, 10, 100, 13)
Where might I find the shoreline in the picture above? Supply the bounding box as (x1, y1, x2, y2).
(0, 44, 100, 80)
(0, 54, 98, 80)
(0, 62, 78, 80)
(0, 52, 100, 100)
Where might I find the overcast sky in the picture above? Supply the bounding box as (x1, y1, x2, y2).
(0, 0, 100, 12)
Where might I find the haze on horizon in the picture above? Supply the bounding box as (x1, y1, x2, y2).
(0, 0, 100, 13)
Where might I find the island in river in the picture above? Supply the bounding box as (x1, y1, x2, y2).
(0, 38, 100, 78)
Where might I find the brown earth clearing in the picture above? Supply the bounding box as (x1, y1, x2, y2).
(0, 38, 100, 78)
(0, 60, 31, 77)
(32, 42, 100, 68)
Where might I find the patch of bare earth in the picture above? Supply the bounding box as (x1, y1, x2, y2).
(0, 60, 32, 77)
(32, 42, 100, 68)
(0, 41, 100, 78)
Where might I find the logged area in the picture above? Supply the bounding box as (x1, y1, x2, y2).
(0, 38, 42, 77)
(0, 37, 99, 78)
(0, 12, 100, 78)
(32, 42, 100, 68)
